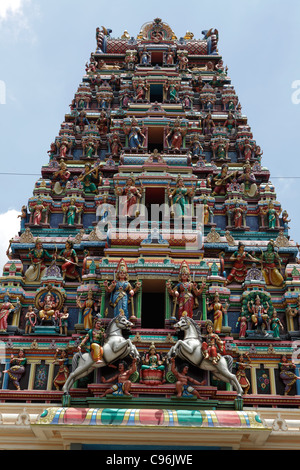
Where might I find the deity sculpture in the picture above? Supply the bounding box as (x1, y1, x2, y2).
(64, 198, 82, 226)
(225, 242, 260, 285)
(212, 164, 238, 196)
(76, 289, 100, 330)
(55, 306, 69, 335)
(237, 163, 258, 198)
(57, 240, 81, 282)
(165, 117, 186, 150)
(24, 305, 37, 334)
(201, 320, 225, 365)
(170, 357, 206, 399)
(38, 291, 60, 323)
(270, 309, 284, 339)
(140, 343, 165, 385)
(259, 240, 284, 287)
(235, 353, 252, 394)
(168, 176, 194, 217)
(31, 197, 47, 226)
(279, 355, 300, 395)
(203, 113, 215, 135)
(236, 308, 248, 339)
(166, 261, 205, 319)
(115, 176, 142, 218)
(24, 238, 55, 283)
(247, 295, 270, 334)
(53, 349, 70, 390)
(104, 259, 141, 319)
(0, 295, 19, 332)
(108, 131, 123, 157)
(78, 316, 106, 364)
(261, 202, 280, 230)
(78, 162, 100, 194)
(206, 292, 228, 334)
(100, 359, 137, 397)
(52, 160, 71, 195)
(124, 117, 146, 149)
(4, 350, 27, 390)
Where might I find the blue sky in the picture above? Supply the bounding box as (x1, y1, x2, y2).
(0, 0, 300, 269)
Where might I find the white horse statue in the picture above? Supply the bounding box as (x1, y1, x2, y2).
(62, 313, 140, 398)
(167, 315, 243, 397)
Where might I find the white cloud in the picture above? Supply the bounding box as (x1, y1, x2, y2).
(0, 0, 26, 19)
(0, 210, 20, 274)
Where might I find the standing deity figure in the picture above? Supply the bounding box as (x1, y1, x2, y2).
(167, 261, 205, 319)
(124, 117, 146, 149)
(270, 309, 284, 339)
(31, 197, 46, 226)
(104, 259, 141, 319)
(58, 240, 81, 282)
(0, 295, 19, 332)
(65, 198, 81, 226)
(206, 292, 228, 334)
(24, 305, 37, 334)
(24, 238, 55, 283)
(201, 320, 225, 365)
(236, 308, 248, 339)
(115, 176, 142, 218)
(259, 240, 284, 287)
(165, 117, 186, 150)
(262, 202, 280, 230)
(279, 355, 300, 395)
(53, 349, 70, 390)
(225, 242, 260, 285)
(4, 350, 27, 390)
(247, 295, 270, 333)
(235, 353, 252, 394)
(55, 306, 69, 335)
(108, 131, 123, 157)
(168, 176, 194, 217)
(203, 113, 215, 135)
(76, 289, 99, 330)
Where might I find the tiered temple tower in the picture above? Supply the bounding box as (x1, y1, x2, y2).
(1, 19, 300, 433)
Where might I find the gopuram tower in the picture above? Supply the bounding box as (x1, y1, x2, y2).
(0, 19, 300, 449)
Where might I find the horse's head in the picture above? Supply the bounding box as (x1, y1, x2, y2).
(115, 313, 133, 330)
(174, 314, 190, 331)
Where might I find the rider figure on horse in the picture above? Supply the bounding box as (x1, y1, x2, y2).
(78, 315, 106, 364)
(201, 320, 225, 365)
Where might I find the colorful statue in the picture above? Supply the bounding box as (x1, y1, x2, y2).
(53, 349, 70, 390)
(115, 176, 142, 218)
(24, 305, 37, 334)
(170, 357, 206, 399)
(124, 117, 146, 149)
(65, 198, 82, 226)
(168, 176, 194, 217)
(235, 353, 252, 394)
(140, 343, 165, 385)
(165, 117, 186, 150)
(100, 358, 137, 397)
(38, 291, 60, 323)
(58, 240, 81, 282)
(201, 319, 225, 365)
(236, 309, 248, 339)
(206, 292, 228, 334)
(24, 238, 55, 283)
(76, 289, 99, 330)
(104, 259, 141, 319)
(55, 306, 69, 335)
(212, 164, 237, 196)
(0, 295, 18, 332)
(247, 295, 270, 334)
(260, 240, 284, 287)
(18, 205, 28, 230)
(270, 309, 284, 339)
(52, 160, 71, 195)
(262, 202, 280, 230)
(31, 197, 46, 226)
(279, 355, 300, 395)
(78, 316, 106, 364)
(78, 163, 100, 194)
(4, 350, 27, 390)
(108, 131, 123, 157)
(225, 242, 260, 285)
(167, 261, 204, 319)
(237, 163, 258, 198)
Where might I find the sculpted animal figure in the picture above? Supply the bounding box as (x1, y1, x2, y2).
(62, 314, 139, 396)
(167, 315, 243, 397)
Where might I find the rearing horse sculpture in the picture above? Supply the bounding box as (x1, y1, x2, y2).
(62, 313, 140, 397)
(167, 315, 243, 397)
